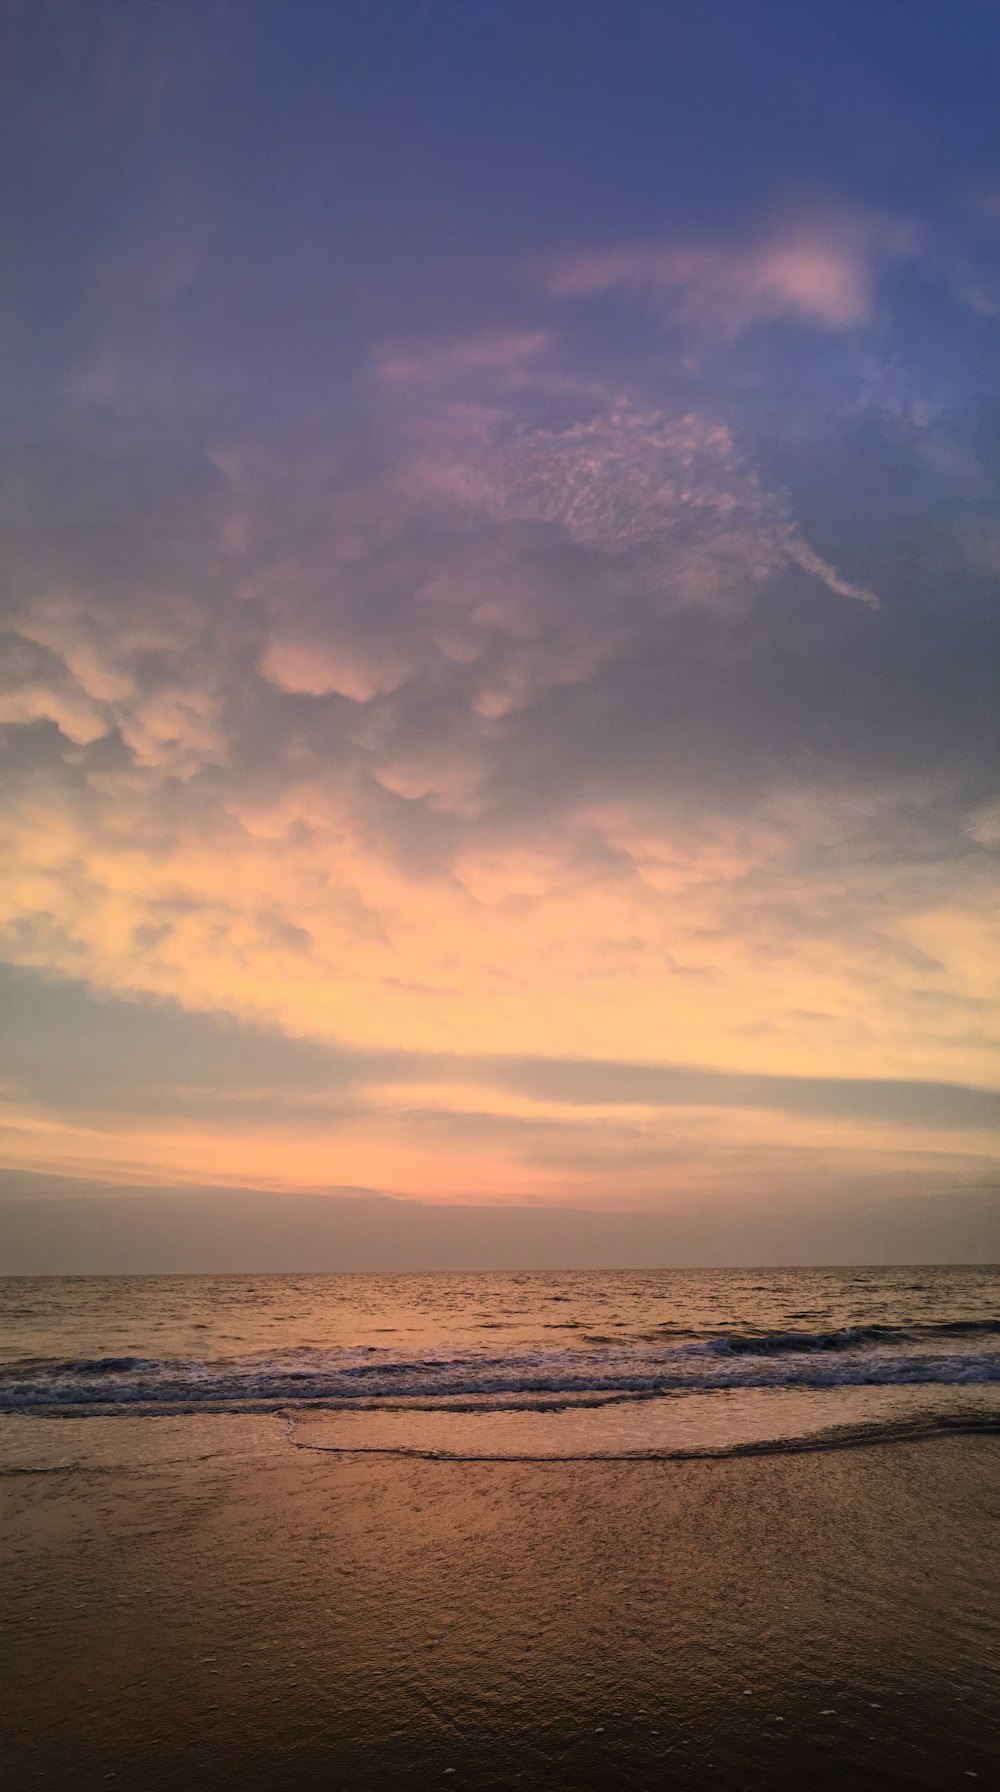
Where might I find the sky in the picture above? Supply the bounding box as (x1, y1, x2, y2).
(0, 0, 998, 1266)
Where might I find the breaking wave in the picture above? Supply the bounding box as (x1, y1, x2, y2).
(707, 1319, 1000, 1354)
(2, 1326, 999, 1416)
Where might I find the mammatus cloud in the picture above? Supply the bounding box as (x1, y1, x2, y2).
(185, 373, 879, 748)
(0, 341, 992, 1198)
(248, 399, 880, 722)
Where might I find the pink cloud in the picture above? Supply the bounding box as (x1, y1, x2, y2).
(375, 329, 551, 385)
(545, 212, 920, 332)
(259, 629, 416, 705)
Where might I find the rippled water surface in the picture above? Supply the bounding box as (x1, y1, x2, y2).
(2, 1265, 998, 1458)
(4, 1268, 1000, 1791)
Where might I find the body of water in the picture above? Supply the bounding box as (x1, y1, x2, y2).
(2, 1265, 998, 1459)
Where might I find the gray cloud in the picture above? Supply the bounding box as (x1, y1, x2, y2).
(1, 1176, 997, 1273)
(1, 355, 995, 875)
(2, 968, 996, 1137)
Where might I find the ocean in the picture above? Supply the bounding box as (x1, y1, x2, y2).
(3, 1266, 999, 1789)
(2, 1264, 998, 1454)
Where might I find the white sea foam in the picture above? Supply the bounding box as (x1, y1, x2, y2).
(2, 1270, 998, 1473)
(2, 1333, 999, 1414)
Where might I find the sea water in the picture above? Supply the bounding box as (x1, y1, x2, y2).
(4, 1265, 1000, 1790)
(2, 1264, 997, 1462)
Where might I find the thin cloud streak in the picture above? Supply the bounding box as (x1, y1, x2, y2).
(544, 211, 921, 332)
(2, 969, 997, 1135)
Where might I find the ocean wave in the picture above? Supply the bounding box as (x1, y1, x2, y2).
(697, 1319, 1000, 1354)
(3, 1341, 1000, 1413)
(23, 1354, 166, 1375)
(699, 1326, 894, 1355)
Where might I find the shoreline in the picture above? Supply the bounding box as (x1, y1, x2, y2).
(4, 1427, 998, 1789)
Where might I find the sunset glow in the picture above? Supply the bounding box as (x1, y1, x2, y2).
(1, 1, 997, 1252)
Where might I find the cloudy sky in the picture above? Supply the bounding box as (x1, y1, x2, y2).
(1, 1, 998, 1259)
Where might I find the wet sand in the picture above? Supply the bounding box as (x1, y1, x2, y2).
(3, 1424, 999, 1790)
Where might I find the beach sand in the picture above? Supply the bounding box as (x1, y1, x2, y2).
(3, 1421, 998, 1789)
